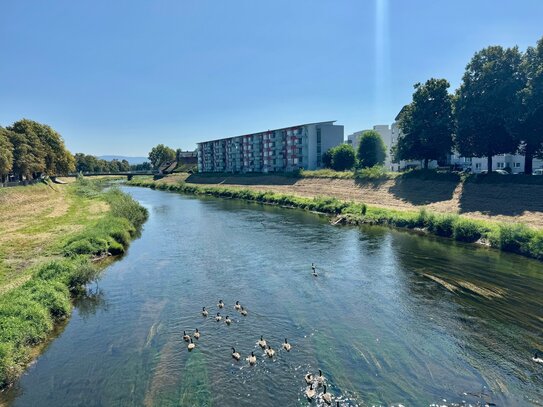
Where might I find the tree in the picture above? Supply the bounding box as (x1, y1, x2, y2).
(7, 130, 45, 180)
(328, 144, 356, 171)
(148, 144, 176, 169)
(8, 119, 74, 176)
(357, 130, 387, 168)
(0, 127, 14, 182)
(518, 36, 543, 174)
(455, 46, 524, 173)
(396, 79, 454, 169)
(322, 150, 333, 168)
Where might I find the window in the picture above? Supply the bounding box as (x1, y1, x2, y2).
(515, 162, 521, 168)
(475, 163, 481, 169)
(497, 162, 505, 168)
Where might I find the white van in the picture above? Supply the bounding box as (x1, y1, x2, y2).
(533, 168, 543, 175)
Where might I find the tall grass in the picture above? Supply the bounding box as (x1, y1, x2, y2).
(129, 178, 543, 262)
(0, 178, 148, 389)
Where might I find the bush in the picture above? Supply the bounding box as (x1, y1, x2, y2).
(428, 214, 457, 237)
(323, 144, 356, 171)
(355, 165, 390, 181)
(452, 218, 484, 242)
(489, 223, 534, 255)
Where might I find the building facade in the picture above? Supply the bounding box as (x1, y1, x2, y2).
(197, 121, 344, 173)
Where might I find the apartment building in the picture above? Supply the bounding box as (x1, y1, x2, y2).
(197, 121, 344, 173)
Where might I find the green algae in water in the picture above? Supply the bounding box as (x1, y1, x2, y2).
(179, 350, 212, 407)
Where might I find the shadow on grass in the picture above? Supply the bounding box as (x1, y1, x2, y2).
(186, 173, 298, 186)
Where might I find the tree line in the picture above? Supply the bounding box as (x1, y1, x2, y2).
(395, 35, 543, 174)
(74, 154, 152, 173)
(0, 119, 75, 182)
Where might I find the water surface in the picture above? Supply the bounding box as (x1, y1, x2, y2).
(3, 187, 543, 406)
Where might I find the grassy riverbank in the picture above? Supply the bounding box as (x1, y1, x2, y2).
(0, 178, 148, 388)
(128, 177, 543, 261)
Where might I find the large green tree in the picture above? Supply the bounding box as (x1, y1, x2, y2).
(148, 144, 176, 169)
(7, 129, 45, 180)
(455, 46, 524, 173)
(8, 119, 74, 176)
(518, 36, 543, 174)
(397, 78, 454, 169)
(0, 128, 14, 182)
(327, 144, 356, 171)
(357, 130, 387, 168)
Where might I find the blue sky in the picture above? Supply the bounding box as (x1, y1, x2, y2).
(1, 0, 542, 156)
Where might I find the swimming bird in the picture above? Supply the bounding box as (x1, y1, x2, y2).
(533, 351, 543, 363)
(247, 351, 256, 365)
(215, 312, 222, 321)
(187, 338, 195, 351)
(182, 330, 190, 342)
(231, 347, 241, 361)
(194, 328, 200, 339)
(304, 373, 313, 385)
(240, 306, 248, 316)
(265, 345, 275, 358)
(218, 299, 224, 308)
(312, 263, 318, 277)
(235, 301, 241, 310)
(282, 338, 292, 352)
(305, 383, 316, 400)
(225, 315, 232, 325)
(322, 385, 332, 404)
(202, 307, 208, 317)
(258, 335, 267, 348)
(316, 369, 325, 386)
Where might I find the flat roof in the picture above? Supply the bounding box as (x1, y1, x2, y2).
(197, 121, 338, 145)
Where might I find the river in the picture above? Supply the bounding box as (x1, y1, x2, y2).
(3, 187, 543, 406)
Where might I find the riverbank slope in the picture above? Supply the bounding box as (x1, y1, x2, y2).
(0, 179, 148, 388)
(154, 172, 543, 228)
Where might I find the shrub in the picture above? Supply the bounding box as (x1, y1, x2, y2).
(489, 223, 534, 255)
(452, 218, 484, 242)
(355, 165, 390, 181)
(428, 214, 457, 237)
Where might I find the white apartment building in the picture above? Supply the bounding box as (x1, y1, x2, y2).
(197, 121, 344, 173)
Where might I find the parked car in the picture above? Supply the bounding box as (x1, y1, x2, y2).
(533, 169, 543, 175)
(480, 169, 508, 175)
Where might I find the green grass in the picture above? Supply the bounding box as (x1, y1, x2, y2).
(0, 178, 148, 389)
(129, 178, 543, 262)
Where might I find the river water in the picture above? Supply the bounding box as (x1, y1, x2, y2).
(3, 187, 543, 406)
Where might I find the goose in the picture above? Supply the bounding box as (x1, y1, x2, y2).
(187, 338, 195, 351)
(533, 351, 543, 363)
(240, 306, 248, 316)
(282, 338, 292, 352)
(215, 312, 222, 321)
(312, 263, 318, 277)
(247, 351, 256, 365)
(257, 335, 267, 348)
(225, 315, 232, 325)
(316, 369, 325, 386)
(218, 299, 224, 309)
(304, 373, 313, 385)
(202, 307, 208, 317)
(235, 301, 241, 311)
(265, 345, 275, 358)
(305, 383, 316, 400)
(231, 347, 241, 361)
(322, 385, 332, 404)
(182, 330, 190, 342)
(194, 328, 200, 339)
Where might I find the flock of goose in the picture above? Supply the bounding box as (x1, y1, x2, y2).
(180, 294, 341, 404)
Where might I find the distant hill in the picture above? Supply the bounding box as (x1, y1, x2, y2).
(98, 156, 149, 165)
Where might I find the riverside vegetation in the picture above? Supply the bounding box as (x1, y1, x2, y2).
(129, 177, 543, 261)
(0, 177, 148, 388)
